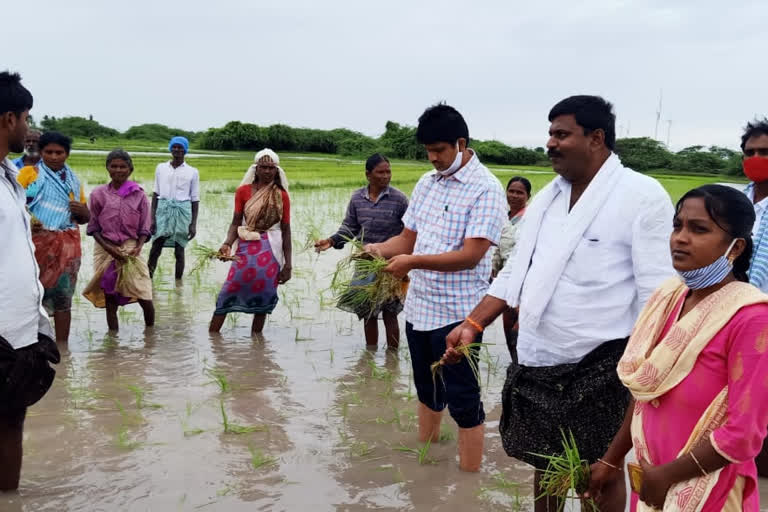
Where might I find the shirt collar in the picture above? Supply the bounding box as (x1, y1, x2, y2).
(1, 158, 19, 181)
(362, 185, 391, 201)
(168, 160, 187, 169)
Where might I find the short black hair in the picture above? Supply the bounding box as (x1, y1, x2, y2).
(0, 71, 33, 116)
(39, 131, 72, 154)
(365, 153, 389, 173)
(548, 95, 616, 151)
(676, 184, 755, 283)
(507, 176, 532, 196)
(106, 148, 133, 170)
(416, 103, 469, 145)
(740, 118, 768, 151)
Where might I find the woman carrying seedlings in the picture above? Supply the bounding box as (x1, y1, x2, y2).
(491, 176, 531, 363)
(16, 131, 89, 344)
(82, 149, 154, 330)
(314, 153, 409, 350)
(588, 185, 768, 511)
(209, 149, 292, 335)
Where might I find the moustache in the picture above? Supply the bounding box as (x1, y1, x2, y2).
(547, 150, 563, 158)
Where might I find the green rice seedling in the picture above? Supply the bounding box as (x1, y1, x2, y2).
(248, 445, 278, 470)
(189, 243, 236, 275)
(429, 342, 485, 403)
(439, 425, 455, 442)
(301, 219, 323, 252)
(115, 425, 142, 451)
(126, 384, 162, 410)
(329, 236, 409, 320)
(116, 255, 143, 292)
(349, 440, 375, 458)
(219, 400, 269, 435)
(294, 328, 313, 342)
(531, 429, 598, 512)
(477, 473, 525, 510)
(205, 368, 232, 393)
(394, 439, 435, 465)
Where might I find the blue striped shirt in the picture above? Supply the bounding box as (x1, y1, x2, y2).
(329, 185, 409, 247)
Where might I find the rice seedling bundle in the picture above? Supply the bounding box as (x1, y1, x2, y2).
(429, 342, 484, 402)
(330, 237, 408, 320)
(532, 429, 598, 512)
(117, 255, 143, 291)
(190, 243, 236, 274)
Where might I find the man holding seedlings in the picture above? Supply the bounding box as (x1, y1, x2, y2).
(445, 96, 674, 511)
(0, 71, 60, 491)
(366, 103, 506, 472)
(147, 136, 200, 280)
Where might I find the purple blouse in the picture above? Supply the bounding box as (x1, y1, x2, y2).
(87, 182, 151, 244)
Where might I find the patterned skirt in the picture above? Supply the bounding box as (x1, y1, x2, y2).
(214, 235, 279, 315)
(499, 338, 630, 470)
(33, 228, 82, 314)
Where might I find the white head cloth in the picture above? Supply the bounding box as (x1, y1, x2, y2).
(239, 148, 289, 194)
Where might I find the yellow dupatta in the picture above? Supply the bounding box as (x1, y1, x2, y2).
(618, 277, 768, 511)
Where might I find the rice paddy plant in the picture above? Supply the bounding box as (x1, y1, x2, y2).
(330, 237, 408, 320)
(115, 425, 143, 451)
(477, 473, 525, 511)
(219, 400, 269, 435)
(294, 328, 313, 342)
(301, 218, 323, 252)
(532, 429, 598, 512)
(205, 367, 232, 393)
(126, 384, 163, 410)
(430, 342, 485, 403)
(349, 440, 375, 458)
(117, 255, 143, 291)
(439, 425, 455, 442)
(189, 243, 236, 275)
(248, 445, 278, 470)
(394, 439, 435, 465)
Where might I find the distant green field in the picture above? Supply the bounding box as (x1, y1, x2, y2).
(62, 149, 737, 203)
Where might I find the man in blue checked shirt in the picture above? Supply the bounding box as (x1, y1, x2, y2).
(365, 103, 506, 472)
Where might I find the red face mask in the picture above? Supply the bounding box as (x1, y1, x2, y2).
(744, 156, 768, 183)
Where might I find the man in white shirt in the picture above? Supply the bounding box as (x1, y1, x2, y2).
(739, 118, 768, 478)
(445, 96, 674, 511)
(147, 136, 200, 280)
(0, 71, 60, 491)
(741, 118, 768, 294)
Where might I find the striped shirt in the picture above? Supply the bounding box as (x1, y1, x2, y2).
(330, 185, 408, 247)
(402, 152, 507, 331)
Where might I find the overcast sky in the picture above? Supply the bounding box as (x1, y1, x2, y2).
(5, 0, 766, 150)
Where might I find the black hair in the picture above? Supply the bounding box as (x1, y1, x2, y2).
(0, 71, 33, 116)
(38, 131, 72, 154)
(365, 153, 389, 173)
(506, 176, 532, 196)
(675, 184, 755, 282)
(548, 95, 616, 151)
(740, 117, 768, 151)
(416, 103, 469, 145)
(106, 148, 133, 170)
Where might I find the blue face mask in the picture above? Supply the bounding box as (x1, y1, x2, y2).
(678, 238, 739, 290)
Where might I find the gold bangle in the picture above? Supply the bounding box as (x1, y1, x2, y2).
(689, 452, 708, 476)
(465, 317, 484, 333)
(597, 458, 622, 472)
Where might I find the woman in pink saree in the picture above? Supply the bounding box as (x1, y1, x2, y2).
(587, 184, 768, 511)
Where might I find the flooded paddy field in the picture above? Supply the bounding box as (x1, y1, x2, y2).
(0, 155, 760, 511)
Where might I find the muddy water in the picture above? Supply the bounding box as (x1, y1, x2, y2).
(2, 184, 767, 511)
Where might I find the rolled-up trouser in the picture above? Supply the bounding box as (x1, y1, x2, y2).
(406, 321, 485, 429)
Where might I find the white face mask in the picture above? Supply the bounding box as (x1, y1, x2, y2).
(437, 144, 463, 177)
